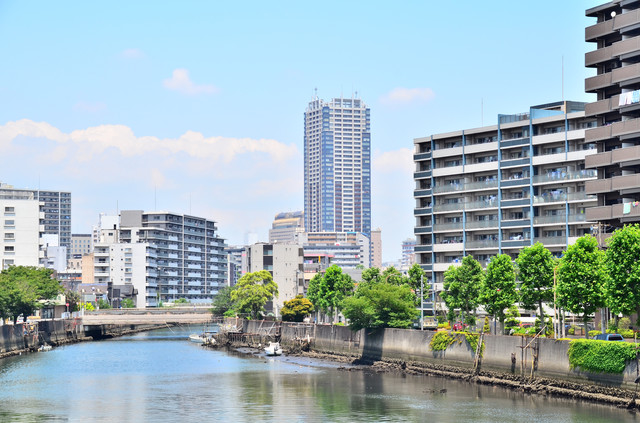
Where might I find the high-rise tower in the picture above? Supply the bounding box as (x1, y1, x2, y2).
(304, 96, 371, 235)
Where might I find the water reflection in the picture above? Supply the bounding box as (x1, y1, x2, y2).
(0, 327, 637, 422)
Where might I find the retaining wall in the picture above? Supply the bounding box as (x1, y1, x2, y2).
(0, 319, 83, 356)
(276, 322, 640, 390)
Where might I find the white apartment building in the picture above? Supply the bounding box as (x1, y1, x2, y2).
(414, 101, 598, 315)
(1, 197, 44, 269)
(296, 231, 370, 269)
(93, 210, 227, 307)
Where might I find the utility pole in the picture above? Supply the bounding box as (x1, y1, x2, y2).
(420, 274, 424, 331)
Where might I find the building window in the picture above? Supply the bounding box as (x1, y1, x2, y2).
(4, 246, 14, 252)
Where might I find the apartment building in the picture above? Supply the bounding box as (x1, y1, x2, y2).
(584, 1, 640, 234)
(304, 96, 371, 235)
(93, 210, 227, 307)
(414, 101, 598, 315)
(297, 231, 370, 269)
(0, 195, 44, 269)
(243, 243, 304, 315)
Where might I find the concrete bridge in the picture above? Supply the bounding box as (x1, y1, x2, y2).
(82, 308, 217, 326)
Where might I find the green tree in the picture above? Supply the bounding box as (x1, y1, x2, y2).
(480, 254, 517, 333)
(605, 224, 640, 325)
(97, 298, 112, 309)
(407, 263, 427, 308)
(121, 298, 135, 309)
(516, 242, 555, 322)
(280, 295, 314, 322)
(211, 286, 235, 316)
(230, 270, 278, 319)
(0, 266, 62, 323)
(341, 282, 418, 331)
(381, 266, 406, 286)
(557, 235, 607, 338)
(306, 265, 354, 323)
(64, 289, 80, 312)
(174, 298, 189, 304)
(359, 267, 383, 288)
(442, 255, 484, 325)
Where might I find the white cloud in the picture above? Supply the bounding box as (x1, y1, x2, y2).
(0, 119, 297, 163)
(380, 87, 435, 106)
(121, 48, 144, 59)
(162, 68, 218, 95)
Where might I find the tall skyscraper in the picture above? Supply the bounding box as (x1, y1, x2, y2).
(304, 96, 371, 235)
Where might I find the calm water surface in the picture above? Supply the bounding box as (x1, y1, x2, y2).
(0, 327, 637, 422)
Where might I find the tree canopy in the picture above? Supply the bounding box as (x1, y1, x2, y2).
(516, 242, 555, 320)
(557, 235, 607, 337)
(280, 295, 314, 322)
(211, 286, 235, 316)
(341, 281, 418, 331)
(604, 224, 640, 324)
(480, 254, 517, 329)
(306, 265, 354, 322)
(0, 266, 62, 323)
(442, 255, 483, 325)
(230, 270, 278, 319)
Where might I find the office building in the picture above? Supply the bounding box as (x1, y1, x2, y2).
(269, 211, 304, 243)
(71, 234, 93, 257)
(304, 96, 371, 235)
(584, 1, 640, 234)
(414, 101, 598, 314)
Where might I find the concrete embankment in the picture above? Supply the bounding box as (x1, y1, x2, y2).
(235, 319, 640, 407)
(0, 320, 167, 359)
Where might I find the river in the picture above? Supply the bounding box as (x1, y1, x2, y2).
(0, 327, 637, 422)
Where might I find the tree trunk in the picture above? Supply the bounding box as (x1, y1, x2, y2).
(584, 315, 590, 339)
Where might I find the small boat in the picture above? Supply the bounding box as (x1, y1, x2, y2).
(38, 343, 52, 352)
(188, 333, 206, 343)
(264, 342, 283, 356)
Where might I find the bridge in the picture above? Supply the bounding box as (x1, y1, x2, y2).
(82, 308, 217, 326)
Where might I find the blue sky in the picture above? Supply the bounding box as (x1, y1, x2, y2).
(0, 1, 602, 262)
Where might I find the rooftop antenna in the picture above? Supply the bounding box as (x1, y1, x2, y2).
(562, 55, 564, 102)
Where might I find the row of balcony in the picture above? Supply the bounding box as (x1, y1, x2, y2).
(585, 34, 640, 67)
(586, 8, 640, 42)
(585, 145, 640, 168)
(586, 62, 640, 93)
(586, 173, 640, 194)
(586, 202, 640, 222)
(428, 214, 588, 233)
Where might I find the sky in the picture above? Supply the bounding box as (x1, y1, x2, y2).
(0, 1, 604, 262)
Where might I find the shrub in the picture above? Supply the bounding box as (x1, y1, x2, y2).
(619, 317, 631, 331)
(430, 331, 454, 351)
(568, 339, 639, 373)
(568, 326, 576, 335)
(620, 329, 635, 339)
(588, 330, 600, 338)
(483, 316, 490, 333)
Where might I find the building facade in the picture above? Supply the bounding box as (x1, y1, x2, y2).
(370, 228, 382, 269)
(414, 101, 598, 315)
(0, 196, 44, 269)
(297, 231, 370, 269)
(268, 211, 304, 243)
(71, 234, 93, 257)
(401, 238, 416, 270)
(304, 96, 371, 235)
(93, 210, 227, 307)
(0, 183, 72, 259)
(584, 1, 640, 234)
(244, 243, 304, 315)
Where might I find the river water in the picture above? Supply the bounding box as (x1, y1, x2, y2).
(0, 327, 637, 422)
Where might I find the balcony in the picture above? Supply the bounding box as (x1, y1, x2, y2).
(414, 207, 433, 216)
(501, 177, 530, 188)
(613, 63, 640, 87)
(585, 150, 612, 168)
(533, 215, 566, 225)
(464, 199, 499, 211)
(414, 188, 432, 197)
(433, 222, 463, 233)
(465, 239, 499, 249)
(501, 198, 530, 208)
(500, 137, 529, 149)
(414, 170, 432, 179)
(414, 226, 433, 234)
(585, 96, 618, 116)
(585, 72, 613, 93)
(613, 145, 640, 164)
(612, 173, 640, 192)
(413, 152, 431, 161)
(432, 203, 461, 213)
(614, 8, 640, 33)
(501, 219, 530, 228)
(500, 158, 530, 168)
(465, 220, 499, 230)
(532, 169, 596, 184)
(586, 37, 640, 67)
(586, 178, 612, 194)
(585, 17, 615, 41)
(432, 242, 463, 252)
(501, 239, 530, 248)
(585, 206, 613, 221)
(536, 236, 566, 246)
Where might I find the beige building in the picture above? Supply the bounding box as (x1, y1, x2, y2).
(584, 1, 640, 235)
(268, 211, 304, 243)
(414, 101, 598, 315)
(370, 228, 382, 268)
(244, 243, 304, 316)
